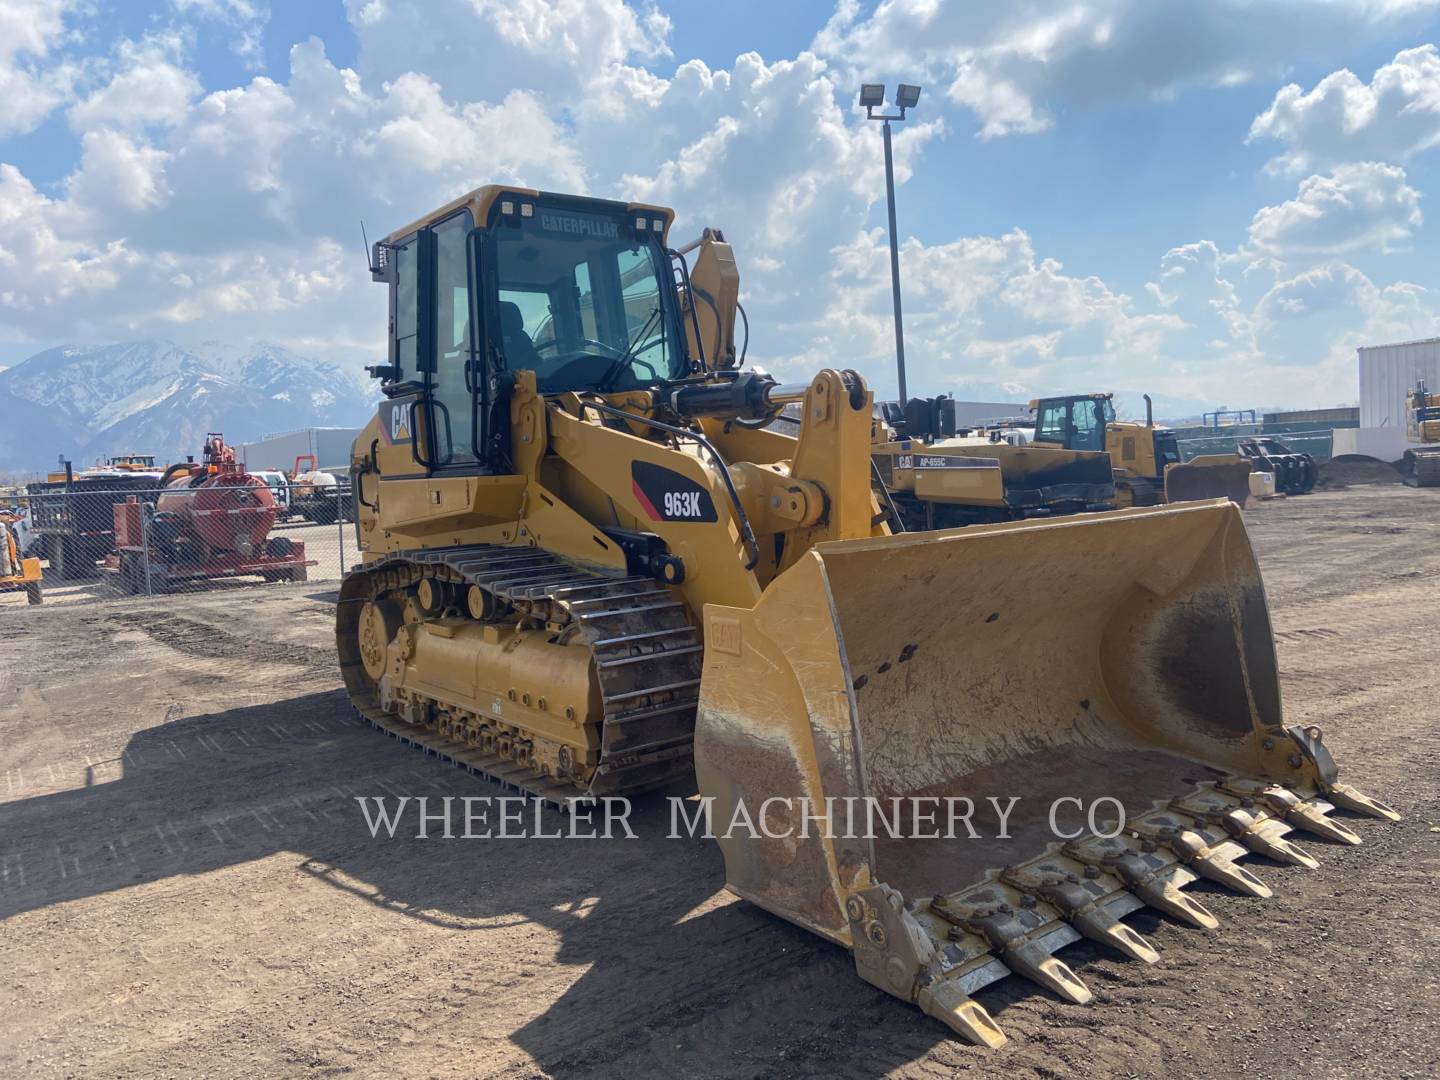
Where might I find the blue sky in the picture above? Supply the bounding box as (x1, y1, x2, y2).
(2, 0, 1439, 411)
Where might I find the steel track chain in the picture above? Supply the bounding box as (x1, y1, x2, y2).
(339, 543, 702, 803)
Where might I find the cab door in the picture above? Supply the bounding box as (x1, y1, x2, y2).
(425, 210, 477, 466)
(1068, 398, 1106, 452)
(382, 210, 486, 471)
(1034, 399, 1071, 447)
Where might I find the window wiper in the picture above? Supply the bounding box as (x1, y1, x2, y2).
(598, 306, 662, 392)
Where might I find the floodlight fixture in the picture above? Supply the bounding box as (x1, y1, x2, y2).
(895, 83, 922, 109)
(859, 83, 886, 109)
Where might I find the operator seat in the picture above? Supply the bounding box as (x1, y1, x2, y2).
(498, 301, 541, 372)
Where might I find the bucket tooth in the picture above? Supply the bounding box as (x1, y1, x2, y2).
(847, 884, 1012, 1044)
(1000, 860, 1159, 964)
(1064, 836, 1219, 930)
(1186, 847, 1272, 897)
(916, 980, 1008, 1048)
(1288, 804, 1362, 846)
(1073, 911, 1160, 964)
(1170, 790, 1320, 870)
(1326, 782, 1402, 822)
(1134, 812, 1272, 897)
(1220, 780, 1362, 845)
(931, 894, 1093, 1005)
(1167, 832, 1271, 897)
(1234, 820, 1320, 869)
(1005, 941, 1093, 1004)
(1134, 873, 1219, 930)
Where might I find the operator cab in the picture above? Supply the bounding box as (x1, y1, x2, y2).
(1032, 394, 1115, 453)
(370, 188, 691, 470)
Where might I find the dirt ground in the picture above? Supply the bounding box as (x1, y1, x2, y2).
(1315, 455, 1407, 489)
(1, 484, 1437, 1080)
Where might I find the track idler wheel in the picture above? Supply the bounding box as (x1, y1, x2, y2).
(357, 599, 403, 681)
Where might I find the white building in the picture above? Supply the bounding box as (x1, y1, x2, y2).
(237, 427, 361, 473)
(1332, 338, 1440, 461)
(1358, 338, 1439, 428)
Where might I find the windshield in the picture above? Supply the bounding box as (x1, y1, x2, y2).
(492, 210, 686, 394)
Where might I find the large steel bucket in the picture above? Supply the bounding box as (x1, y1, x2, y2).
(694, 500, 1395, 1045)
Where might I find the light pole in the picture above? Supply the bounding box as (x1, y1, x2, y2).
(860, 82, 921, 406)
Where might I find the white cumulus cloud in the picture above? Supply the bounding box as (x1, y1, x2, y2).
(171, 0, 270, 68)
(1247, 161, 1423, 257)
(813, 0, 1440, 138)
(68, 35, 202, 132)
(65, 130, 172, 213)
(1248, 44, 1440, 174)
(0, 0, 84, 137)
(340, 0, 672, 106)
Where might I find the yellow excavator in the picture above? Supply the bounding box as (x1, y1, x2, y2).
(341, 185, 1397, 1046)
(1030, 392, 1252, 506)
(1404, 378, 1440, 486)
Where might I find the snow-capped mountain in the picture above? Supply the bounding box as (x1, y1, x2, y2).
(0, 340, 378, 474)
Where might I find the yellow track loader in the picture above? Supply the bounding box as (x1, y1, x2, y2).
(1032, 392, 1252, 506)
(1404, 378, 1440, 486)
(340, 185, 1397, 1046)
(870, 397, 1115, 527)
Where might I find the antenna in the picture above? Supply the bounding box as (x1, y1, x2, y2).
(361, 220, 374, 274)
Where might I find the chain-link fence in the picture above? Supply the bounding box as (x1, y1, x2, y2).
(0, 481, 354, 608)
(1176, 426, 1336, 463)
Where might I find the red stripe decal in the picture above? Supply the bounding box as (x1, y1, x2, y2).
(632, 479, 661, 521)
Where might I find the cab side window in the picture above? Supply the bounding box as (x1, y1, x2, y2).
(1036, 402, 1068, 443)
(392, 237, 418, 374)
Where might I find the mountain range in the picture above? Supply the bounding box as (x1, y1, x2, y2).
(0, 340, 378, 476)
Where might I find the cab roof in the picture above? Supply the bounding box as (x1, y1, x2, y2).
(1027, 392, 1114, 409)
(381, 185, 677, 246)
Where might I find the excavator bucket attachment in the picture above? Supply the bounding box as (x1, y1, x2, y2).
(694, 500, 1395, 1047)
(1164, 455, 1253, 506)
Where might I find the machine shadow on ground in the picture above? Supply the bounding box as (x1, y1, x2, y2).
(0, 688, 959, 1074)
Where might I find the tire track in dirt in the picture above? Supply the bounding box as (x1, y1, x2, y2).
(105, 610, 335, 670)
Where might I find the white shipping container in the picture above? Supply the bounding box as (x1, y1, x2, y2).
(1358, 338, 1440, 428)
